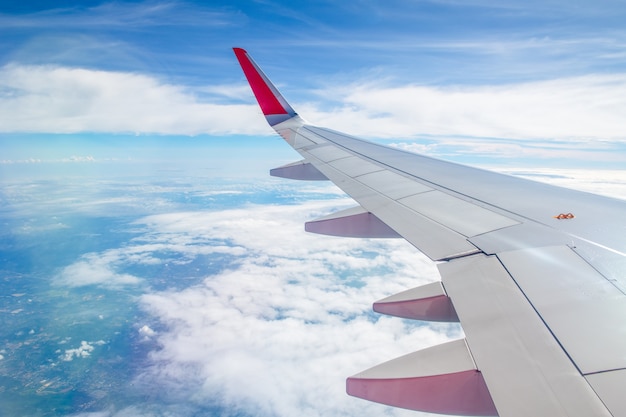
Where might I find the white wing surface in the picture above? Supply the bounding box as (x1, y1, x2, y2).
(233, 48, 626, 417)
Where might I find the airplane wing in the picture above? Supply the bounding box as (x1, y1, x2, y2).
(233, 47, 626, 417)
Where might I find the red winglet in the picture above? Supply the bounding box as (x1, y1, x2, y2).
(233, 48, 297, 125)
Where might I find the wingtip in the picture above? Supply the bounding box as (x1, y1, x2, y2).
(233, 47, 298, 126)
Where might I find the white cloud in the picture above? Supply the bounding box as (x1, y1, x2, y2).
(53, 192, 457, 416)
(503, 168, 626, 200)
(62, 340, 106, 361)
(63, 155, 96, 162)
(2, 63, 626, 146)
(306, 74, 626, 141)
(134, 200, 456, 417)
(57, 252, 143, 288)
(138, 325, 157, 339)
(390, 136, 626, 163)
(0, 158, 42, 164)
(0, 64, 268, 135)
(55, 237, 250, 288)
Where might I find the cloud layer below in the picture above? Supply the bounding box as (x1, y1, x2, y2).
(135, 202, 458, 417)
(55, 195, 457, 416)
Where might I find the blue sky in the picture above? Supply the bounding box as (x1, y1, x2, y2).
(2, 0, 626, 169)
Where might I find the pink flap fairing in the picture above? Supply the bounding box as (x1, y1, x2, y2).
(347, 370, 497, 416)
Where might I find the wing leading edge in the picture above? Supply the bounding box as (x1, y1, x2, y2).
(233, 48, 626, 417)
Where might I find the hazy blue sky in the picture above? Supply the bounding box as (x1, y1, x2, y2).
(2, 0, 626, 169)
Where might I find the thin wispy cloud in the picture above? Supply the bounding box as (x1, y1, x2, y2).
(390, 137, 626, 165)
(0, 1, 237, 29)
